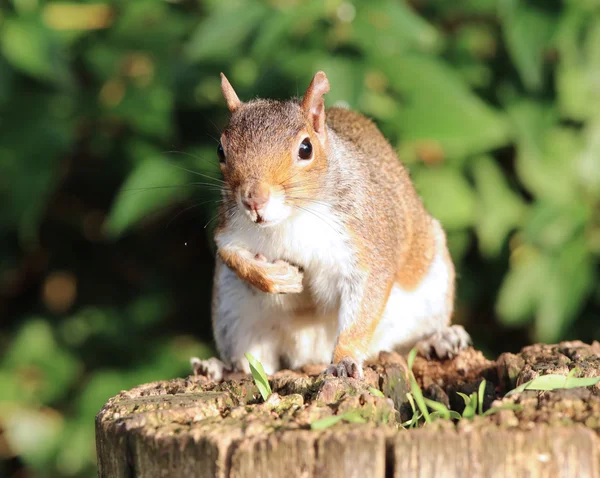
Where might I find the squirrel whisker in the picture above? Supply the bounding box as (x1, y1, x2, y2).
(205, 204, 237, 229)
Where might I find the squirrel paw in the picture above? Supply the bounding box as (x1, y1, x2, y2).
(247, 252, 304, 294)
(190, 357, 230, 382)
(325, 357, 364, 379)
(417, 325, 472, 360)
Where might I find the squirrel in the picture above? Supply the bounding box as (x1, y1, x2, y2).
(192, 71, 471, 381)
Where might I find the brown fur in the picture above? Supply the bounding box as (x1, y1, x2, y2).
(217, 248, 278, 293)
(324, 107, 439, 361)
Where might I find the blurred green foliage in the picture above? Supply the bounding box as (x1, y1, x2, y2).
(1, 0, 600, 476)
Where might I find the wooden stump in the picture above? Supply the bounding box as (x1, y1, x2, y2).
(96, 342, 600, 477)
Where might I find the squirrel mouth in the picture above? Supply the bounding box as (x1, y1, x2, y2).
(255, 214, 265, 224)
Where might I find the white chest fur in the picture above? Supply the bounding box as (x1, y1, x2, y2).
(216, 204, 353, 309)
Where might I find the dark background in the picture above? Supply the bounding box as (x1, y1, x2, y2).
(1, 0, 599, 476)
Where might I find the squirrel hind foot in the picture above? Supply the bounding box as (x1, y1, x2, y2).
(325, 357, 364, 379)
(190, 357, 231, 382)
(416, 325, 472, 360)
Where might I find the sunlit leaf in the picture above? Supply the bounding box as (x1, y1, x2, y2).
(535, 240, 595, 342)
(310, 411, 366, 430)
(245, 353, 272, 401)
(413, 167, 476, 230)
(384, 55, 511, 158)
(3, 319, 80, 405)
(423, 398, 451, 419)
(0, 406, 64, 467)
(508, 101, 581, 204)
(0, 16, 70, 86)
(501, 3, 556, 91)
(105, 152, 190, 238)
(368, 387, 385, 398)
(353, 0, 443, 56)
(496, 249, 549, 327)
(472, 156, 526, 257)
(506, 373, 600, 397)
(186, 3, 268, 62)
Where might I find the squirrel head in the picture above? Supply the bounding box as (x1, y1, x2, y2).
(218, 71, 331, 227)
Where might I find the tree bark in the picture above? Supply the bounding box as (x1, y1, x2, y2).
(96, 342, 600, 478)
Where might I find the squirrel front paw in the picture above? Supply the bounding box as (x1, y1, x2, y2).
(241, 249, 304, 294)
(325, 357, 364, 379)
(416, 325, 472, 359)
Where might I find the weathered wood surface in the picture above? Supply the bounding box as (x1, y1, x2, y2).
(96, 341, 600, 478)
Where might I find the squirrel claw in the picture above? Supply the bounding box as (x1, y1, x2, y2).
(190, 357, 230, 382)
(416, 325, 472, 360)
(326, 357, 364, 379)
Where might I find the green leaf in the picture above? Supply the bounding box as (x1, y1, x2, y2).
(501, 3, 556, 91)
(3, 319, 80, 405)
(448, 410, 463, 420)
(577, 120, 600, 200)
(310, 411, 366, 430)
(478, 380, 486, 416)
(413, 167, 476, 230)
(251, 1, 324, 62)
(368, 387, 385, 398)
(496, 249, 550, 327)
(508, 102, 582, 204)
(407, 348, 418, 371)
(384, 55, 511, 159)
(245, 353, 272, 401)
(0, 406, 64, 468)
(340, 411, 367, 424)
(535, 240, 595, 343)
(461, 392, 478, 419)
(0, 16, 70, 86)
(353, 0, 443, 57)
(456, 392, 471, 408)
(186, 3, 268, 62)
(523, 202, 589, 251)
(105, 153, 190, 238)
(506, 374, 600, 397)
(423, 398, 451, 419)
(410, 376, 431, 423)
(406, 392, 416, 413)
(472, 156, 526, 257)
(482, 404, 523, 416)
(555, 9, 600, 120)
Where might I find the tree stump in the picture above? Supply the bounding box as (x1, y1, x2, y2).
(96, 341, 600, 477)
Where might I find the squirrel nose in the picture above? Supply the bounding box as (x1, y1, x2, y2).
(241, 183, 270, 211)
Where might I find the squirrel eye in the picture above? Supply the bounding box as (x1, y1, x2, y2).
(298, 137, 313, 160)
(217, 143, 226, 164)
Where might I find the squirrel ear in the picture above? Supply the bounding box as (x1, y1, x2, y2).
(301, 71, 330, 135)
(220, 73, 241, 112)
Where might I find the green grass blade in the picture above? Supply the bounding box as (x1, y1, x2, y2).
(245, 352, 272, 401)
(310, 415, 345, 430)
(461, 392, 477, 419)
(310, 411, 366, 430)
(448, 410, 462, 420)
(456, 392, 471, 407)
(423, 398, 451, 419)
(478, 380, 486, 415)
(407, 348, 418, 370)
(506, 374, 600, 397)
(483, 404, 523, 416)
(368, 387, 385, 398)
(410, 377, 431, 423)
(406, 392, 416, 413)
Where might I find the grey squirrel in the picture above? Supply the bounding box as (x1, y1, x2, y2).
(192, 71, 471, 381)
